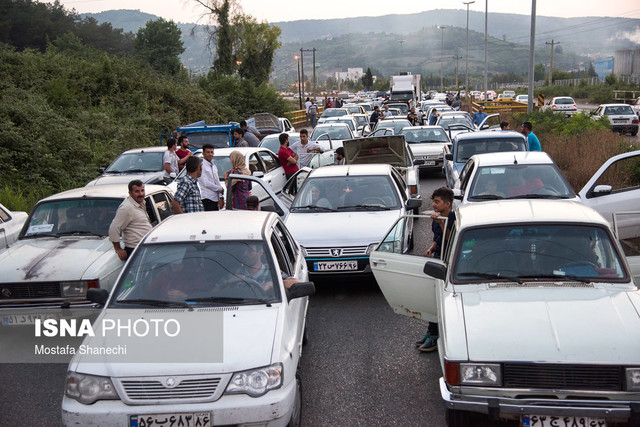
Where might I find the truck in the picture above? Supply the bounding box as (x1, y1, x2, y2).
(174, 120, 239, 149)
(389, 73, 421, 109)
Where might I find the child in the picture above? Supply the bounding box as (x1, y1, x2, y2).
(417, 187, 456, 352)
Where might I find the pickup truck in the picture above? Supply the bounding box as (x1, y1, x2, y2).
(175, 120, 239, 149)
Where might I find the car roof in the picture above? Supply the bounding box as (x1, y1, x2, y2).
(212, 147, 271, 156)
(41, 184, 169, 202)
(308, 163, 393, 177)
(121, 146, 167, 154)
(457, 200, 610, 229)
(455, 130, 525, 141)
(401, 125, 446, 131)
(314, 123, 350, 128)
(262, 132, 300, 140)
(600, 103, 633, 107)
(470, 151, 553, 166)
(144, 211, 277, 243)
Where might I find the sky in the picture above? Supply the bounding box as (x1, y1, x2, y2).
(43, 0, 640, 24)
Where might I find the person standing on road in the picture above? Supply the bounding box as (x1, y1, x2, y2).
(429, 108, 439, 126)
(305, 97, 312, 124)
(199, 144, 225, 211)
(521, 121, 541, 151)
(381, 104, 392, 119)
(370, 106, 382, 127)
(224, 151, 253, 210)
(472, 106, 488, 127)
(175, 135, 193, 171)
(108, 180, 153, 261)
(290, 129, 323, 167)
(277, 133, 299, 180)
(174, 156, 205, 213)
(232, 128, 248, 147)
(407, 107, 420, 126)
(308, 100, 319, 128)
(163, 138, 180, 180)
(240, 120, 260, 147)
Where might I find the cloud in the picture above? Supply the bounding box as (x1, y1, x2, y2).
(613, 26, 640, 44)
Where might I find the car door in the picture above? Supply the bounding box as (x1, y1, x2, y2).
(258, 150, 287, 194)
(477, 113, 501, 130)
(280, 168, 312, 209)
(579, 150, 640, 231)
(370, 216, 443, 322)
(613, 212, 640, 286)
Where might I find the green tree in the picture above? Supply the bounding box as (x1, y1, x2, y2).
(361, 67, 373, 90)
(534, 63, 546, 81)
(587, 62, 597, 77)
(325, 76, 337, 92)
(134, 18, 184, 75)
(232, 15, 281, 84)
(196, 0, 238, 75)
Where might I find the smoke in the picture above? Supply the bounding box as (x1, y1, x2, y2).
(613, 26, 640, 44)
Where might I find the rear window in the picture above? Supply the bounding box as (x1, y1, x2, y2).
(604, 105, 634, 115)
(456, 138, 526, 163)
(184, 131, 230, 149)
(555, 98, 575, 105)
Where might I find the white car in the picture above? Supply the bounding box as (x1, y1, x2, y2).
(372, 118, 412, 136)
(323, 116, 362, 137)
(281, 164, 421, 277)
(435, 112, 474, 139)
(309, 123, 355, 150)
(278, 117, 295, 133)
(0, 202, 28, 250)
(502, 90, 515, 98)
(259, 132, 301, 155)
(317, 108, 351, 125)
(0, 184, 176, 308)
(86, 146, 171, 187)
(371, 200, 640, 426)
(62, 211, 314, 426)
(542, 96, 578, 117)
(399, 126, 451, 173)
(514, 94, 528, 104)
(592, 104, 639, 136)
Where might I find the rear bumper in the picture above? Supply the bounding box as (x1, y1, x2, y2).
(611, 124, 638, 134)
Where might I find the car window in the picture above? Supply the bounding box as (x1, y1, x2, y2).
(106, 152, 164, 173)
(145, 196, 159, 226)
(0, 206, 10, 222)
(152, 192, 173, 222)
(270, 233, 292, 276)
(593, 154, 640, 194)
(469, 164, 575, 199)
(258, 151, 280, 173)
(443, 223, 457, 262)
(213, 156, 232, 179)
(390, 169, 408, 201)
(274, 220, 298, 264)
(401, 128, 449, 143)
(459, 160, 475, 192)
(247, 153, 264, 174)
(377, 217, 413, 254)
(456, 138, 527, 163)
(185, 131, 230, 149)
(260, 136, 281, 154)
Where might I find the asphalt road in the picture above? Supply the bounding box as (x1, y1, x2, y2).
(0, 171, 448, 427)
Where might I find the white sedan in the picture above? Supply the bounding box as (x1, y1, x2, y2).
(399, 126, 450, 173)
(62, 211, 314, 426)
(0, 202, 28, 250)
(309, 123, 355, 150)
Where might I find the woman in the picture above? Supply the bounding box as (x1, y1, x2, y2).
(224, 151, 252, 209)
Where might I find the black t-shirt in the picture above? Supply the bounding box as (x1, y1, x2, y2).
(432, 211, 456, 257)
(370, 111, 380, 124)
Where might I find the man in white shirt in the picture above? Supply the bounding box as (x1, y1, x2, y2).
(199, 144, 225, 211)
(163, 138, 179, 180)
(304, 97, 312, 124)
(290, 129, 323, 167)
(109, 180, 152, 261)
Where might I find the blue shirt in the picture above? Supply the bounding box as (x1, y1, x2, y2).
(472, 111, 488, 126)
(527, 132, 541, 151)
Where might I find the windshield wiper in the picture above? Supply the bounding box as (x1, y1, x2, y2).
(55, 230, 105, 237)
(506, 194, 568, 199)
(458, 272, 523, 284)
(470, 194, 504, 200)
(185, 296, 271, 305)
(517, 274, 592, 283)
(115, 299, 191, 308)
(291, 205, 336, 212)
(123, 169, 155, 173)
(337, 204, 391, 211)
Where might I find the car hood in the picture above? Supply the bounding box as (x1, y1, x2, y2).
(343, 135, 408, 167)
(248, 112, 280, 132)
(72, 307, 279, 376)
(286, 210, 401, 247)
(0, 237, 112, 281)
(461, 287, 640, 364)
(86, 172, 164, 186)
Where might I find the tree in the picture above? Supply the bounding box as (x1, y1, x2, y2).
(232, 15, 281, 84)
(194, 0, 240, 75)
(534, 63, 546, 81)
(587, 62, 597, 77)
(134, 18, 184, 75)
(361, 67, 373, 90)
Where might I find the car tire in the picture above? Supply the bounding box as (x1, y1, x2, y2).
(287, 375, 302, 427)
(632, 130, 638, 137)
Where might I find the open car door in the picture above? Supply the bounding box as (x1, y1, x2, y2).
(279, 168, 312, 209)
(370, 215, 443, 322)
(476, 113, 501, 130)
(614, 211, 640, 286)
(225, 174, 290, 217)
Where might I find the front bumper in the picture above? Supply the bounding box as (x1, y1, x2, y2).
(62, 376, 297, 426)
(440, 378, 638, 423)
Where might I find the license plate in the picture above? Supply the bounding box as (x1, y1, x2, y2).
(2, 313, 58, 326)
(314, 260, 358, 271)
(130, 412, 211, 427)
(522, 414, 606, 427)
(613, 119, 627, 123)
(425, 161, 436, 166)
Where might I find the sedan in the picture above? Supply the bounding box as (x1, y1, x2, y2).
(542, 96, 578, 117)
(592, 104, 639, 136)
(259, 133, 301, 155)
(317, 108, 350, 125)
(309, 123, 355, 150)
(62, 211, 314, 427)
(0, 202, 28, 250)
(372, 118, 412, 135)
(86, 146, 170, 187)
(400, 126, 450, 173)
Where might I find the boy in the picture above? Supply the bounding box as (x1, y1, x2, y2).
(417, 187, 456, 352)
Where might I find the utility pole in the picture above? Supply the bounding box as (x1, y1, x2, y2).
(463, 1, 475, 96)
(299, 48, 317, 96)
(546, 40, 559, 86)
(483, 0, 488, 103)
(437, 25, 447, 92)
(300, 48, 304, 97)
(527, 0, 536, 113)
(453, 54, 461, 88)
(312, 48, 316, 95)
(295, 55, 302, 109)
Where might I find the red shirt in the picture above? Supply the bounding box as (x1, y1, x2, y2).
(278, 146, 299, 175)
(175, 148, 191, 171)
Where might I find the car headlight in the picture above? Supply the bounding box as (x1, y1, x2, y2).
(225, 363, 283, 397)
(61, 280, 99, 297)
(366, 243, 379, 254)
(459, 363, 502, 387)
(65, 372, 119, 404)
(626, 368, 640, 391)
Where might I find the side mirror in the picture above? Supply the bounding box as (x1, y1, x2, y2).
(87, 288, 109, 306)
(452, 189, 463, 200)
(98, 167, 106, 174)
(285, 281, 315, 302)
(445, 153, 453, 161)
(424, 261, 447, 280)
(592, 184, 612, 196)
(405, 198, 422, 211)
(252, 171, 265, 178)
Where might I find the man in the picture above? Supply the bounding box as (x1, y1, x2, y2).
(246, 195, 259, 211)
(304, 97, 312, 124)
(308, 100, 318, 128)
(335, 146, 345, 165)
(381, 104, 392, 119)
(277, 133, 299, 180)
(500, 121, 511, 131)
(108, 180, 152, 261)
(370, 106, 382, 127)
(232, 128, 248, 147)
(199, 144, 225, 211)
(174, 156, 205, 213)
(429, 108, 439, 126)
(240, 120, 260, 147)
(175, 135, 192, 171)
(472, 106, 488, 127)
(407, 107, 420, 126)
(163, 138, 179, 179)
(521, 121, 541, 151)
(290, 129, 322, 167)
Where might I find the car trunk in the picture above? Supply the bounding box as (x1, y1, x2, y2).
(342, 135, 408, 168)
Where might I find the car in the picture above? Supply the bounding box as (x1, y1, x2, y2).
(86, 147, 172, 187)
(386, 103, 410, 116)
(591, 104, 639, 136)
(323, 116, 362, 137)
(0, 184, 176, 309)
(342, 104, 367, 115)
(280, 164, 421, 277)
(434, 112, 474, 139)
(631, 96, 640, 118)
(309, 123, 355, 150)
(351, 113, 373, 136)
(514, 94, 528, 104)
(61, 210, 314, 426)
(371, 200, 640, 426)
(380, 107, 404, 118)
(452, 151, 577, 205)
(278, 117, 295, 133)
(399, 126, 451, 173)
(502, 90, 516, 98)
(259, 132, 301, 155)
(542, 96, 578, 117)
(246, 112, 282, 138)
(317, 108, 351, 125)
(372, 118, 412, 136)
(443, 130, 528, 188)
(0, 202, 28, 250)
(496, 94, 512, 101)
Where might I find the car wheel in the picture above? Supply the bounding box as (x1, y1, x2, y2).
(632, 130, 638, 137)
(287, 375, 302, 427)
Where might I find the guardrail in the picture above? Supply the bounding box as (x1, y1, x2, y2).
(284, 107, 325, 128)
(471, 100, 531, 114)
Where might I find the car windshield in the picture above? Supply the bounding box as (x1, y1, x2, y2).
(439, 116, 473, 130)
(401, 128, 449, 143)
(360, 104, 372, 112)
(555, 98, 575, 105)
(377, 120, 411, 134)
(328, 119, 355, 131)
(23, 198, 122, 238)
(353, 115, 369, 126)
(604, 105, 634, 115)
(388, 104, 409, 115)
(456, 138, 527, 163)
(468, 164, 575, 200)
(111, 241, 281, 307)
(453, 225, 627, 283)
(182, 131, 230, 149)
(322, 109, 348, 118)
(311, 126, 351, 140)
(345, 106, 361, 114)
(291, 176, 400, 211)
(105, 152, 164, 173)
(390, 92, 413, 101)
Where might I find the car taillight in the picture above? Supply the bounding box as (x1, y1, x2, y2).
(633, 119, 639, 124)
(445, 360, 460, 386)
(573, 105, 577, 109)
(410, 185, 418, 195)
(552, 105, 557, 109)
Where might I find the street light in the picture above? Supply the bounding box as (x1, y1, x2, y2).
(463, 1, 475, 95)
(437, 25, 447, 92)
(295, 55, 302, 110)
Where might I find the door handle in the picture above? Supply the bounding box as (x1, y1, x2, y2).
(371, 259, 386, 267)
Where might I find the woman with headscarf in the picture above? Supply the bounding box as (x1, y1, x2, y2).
(224, 151, 253, 209)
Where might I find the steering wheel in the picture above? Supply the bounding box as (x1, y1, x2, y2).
(530, 185, 561, 195)
(360, 197, 386, 206)
(231, 276, 269, 298)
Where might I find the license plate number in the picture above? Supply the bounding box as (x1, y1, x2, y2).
(613, 119, 627, 123)
(522, 415, 606, 427)
(425, 161, 436, 165)
(3, 313, 58, 326)
(130, 412, 211, 427)
(314, 260, 358, 271)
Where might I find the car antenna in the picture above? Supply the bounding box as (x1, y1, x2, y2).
(513, 155, 518, 165)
